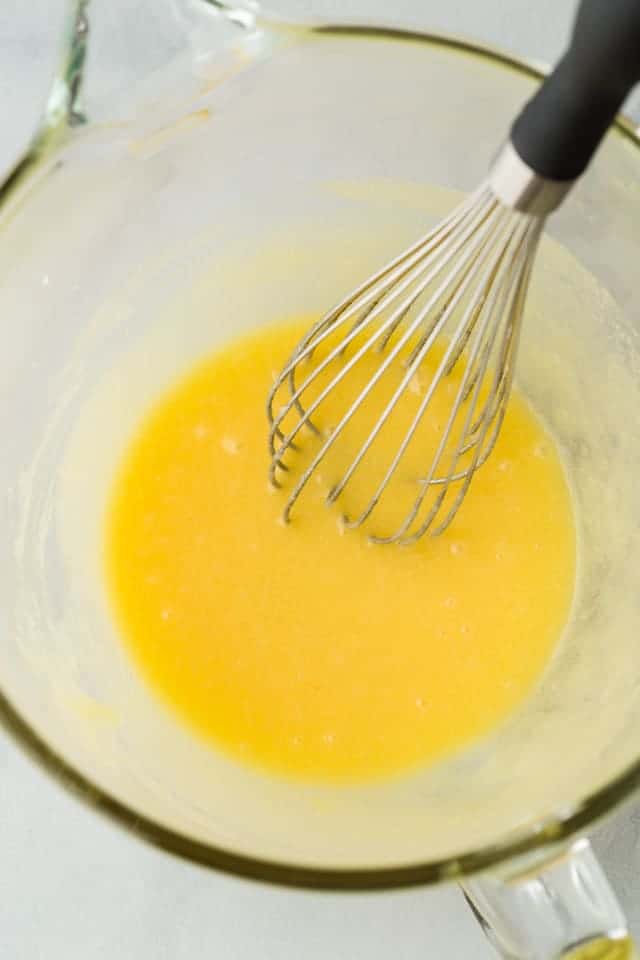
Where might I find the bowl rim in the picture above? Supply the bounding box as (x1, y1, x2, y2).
(1, 21, 639, 892)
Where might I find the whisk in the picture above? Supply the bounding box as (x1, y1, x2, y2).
(268, 0, 640, 545)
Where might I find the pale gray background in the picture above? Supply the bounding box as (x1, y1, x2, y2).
(1, 1, 639, 957)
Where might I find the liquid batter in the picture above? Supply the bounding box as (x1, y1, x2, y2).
(105, 318, 576, 782)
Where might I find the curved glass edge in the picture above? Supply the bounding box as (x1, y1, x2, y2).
(0, 22, 639, 892)
(202, 0, 261, 29)
(0, 0, 87, 215)
(43, 0, 88, 132)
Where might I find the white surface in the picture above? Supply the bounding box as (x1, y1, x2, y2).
(1, 1, 640, 957)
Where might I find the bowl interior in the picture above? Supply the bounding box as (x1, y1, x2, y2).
(1, 26, 640, 881)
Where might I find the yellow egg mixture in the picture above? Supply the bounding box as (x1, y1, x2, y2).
(105, 318, 576, 782)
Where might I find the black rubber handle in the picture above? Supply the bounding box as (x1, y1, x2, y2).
(511, 0, 640, 181)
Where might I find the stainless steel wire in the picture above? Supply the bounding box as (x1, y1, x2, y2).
(267, 182, 544, 545)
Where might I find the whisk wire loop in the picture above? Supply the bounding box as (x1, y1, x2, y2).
(267, 181, 544, 543)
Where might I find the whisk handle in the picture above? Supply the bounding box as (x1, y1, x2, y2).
(511, 0, 640, 182)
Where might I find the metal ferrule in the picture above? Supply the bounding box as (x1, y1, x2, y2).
(488, 141, 576, 217)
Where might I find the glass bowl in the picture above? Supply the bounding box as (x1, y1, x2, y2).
(1, 3, 640, 955)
